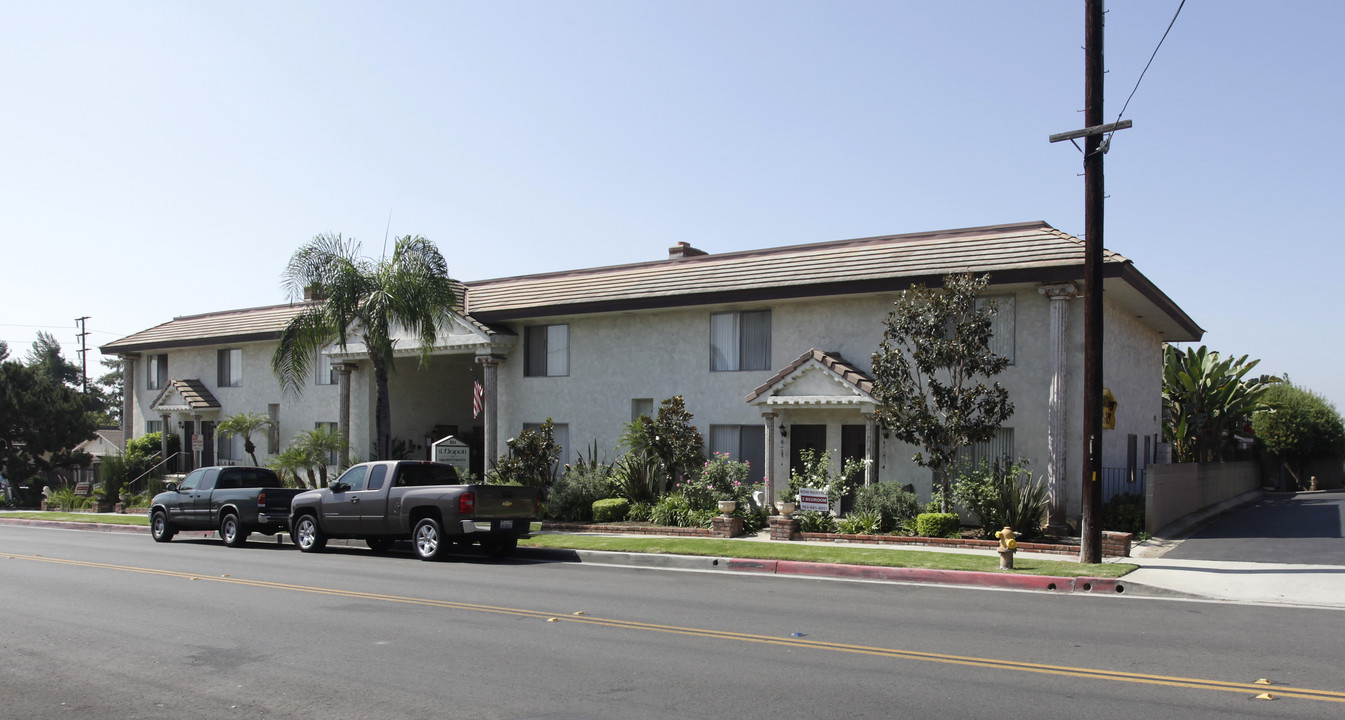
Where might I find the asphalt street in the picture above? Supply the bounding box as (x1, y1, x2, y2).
(1164, 490, 1345, 565)
(3, 524, 1344, 719)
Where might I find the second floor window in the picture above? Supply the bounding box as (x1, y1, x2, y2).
(710, 310, 770, 371)
(146, 354, 168, 390)
(525, 325, 569, 377)
(218, 348, 242, 387)
(315, 351, 335, 385)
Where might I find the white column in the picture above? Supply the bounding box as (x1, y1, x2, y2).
(761, 411, 776, 508)
(1040, 283, 1077, 532)
(475, 352, 505, 467)
(336, 363, 357, 467)
(863, 412, 876, 486)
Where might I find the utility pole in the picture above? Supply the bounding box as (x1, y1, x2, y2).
(75, 315, 91, 394)
(1049, 0, 1129, 563)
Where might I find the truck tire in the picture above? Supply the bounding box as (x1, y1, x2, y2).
(366, 537, 395, 553)
(412, 517, 445, 561)
(220, 513, 249, 548)
(150, 510, 176, 543)
(292, 514, 327, 553)
(482, 536, 518, 559)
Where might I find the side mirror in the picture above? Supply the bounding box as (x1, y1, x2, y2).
(165, 482, 180, 492)
(330, 482, 349, 493)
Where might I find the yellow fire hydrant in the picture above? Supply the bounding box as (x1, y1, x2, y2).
(995, 526, 1018, 569)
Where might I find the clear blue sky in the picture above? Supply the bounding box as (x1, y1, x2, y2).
(2, 1, 1341, 411)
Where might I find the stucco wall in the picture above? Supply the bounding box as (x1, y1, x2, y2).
(1146, 461, 1260, 534)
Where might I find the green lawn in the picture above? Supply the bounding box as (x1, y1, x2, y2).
(1, 511, 150, 526)
(521, 533, 1135, 578)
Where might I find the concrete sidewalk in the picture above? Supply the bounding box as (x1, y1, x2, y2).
(5, 515, 1344, 609)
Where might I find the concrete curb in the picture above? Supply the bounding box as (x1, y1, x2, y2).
(2, 517, 1133, 597)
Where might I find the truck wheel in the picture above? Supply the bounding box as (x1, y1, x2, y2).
(412, 517, 445, 561)
(482, 536, 518, 559)
(366, 537, 395, 553)
(150, 510, 176, 543)
(292, 514, 327, 553)
(220, 513, 249, 548)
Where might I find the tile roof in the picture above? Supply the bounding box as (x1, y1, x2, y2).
(150, 379, 222, 411)
(746, 349, 875, 403)
(101, 303, 318, 354)
(463, 221, 1123, 319)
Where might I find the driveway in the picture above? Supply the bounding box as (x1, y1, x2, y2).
(1164, 490, 1345, 565)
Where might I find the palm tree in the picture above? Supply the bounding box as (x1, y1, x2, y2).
(215, 411, 272, 466)
(267, 446, 313, 489)
(293, 425, 351, 486)
(271, 233, 457, 460)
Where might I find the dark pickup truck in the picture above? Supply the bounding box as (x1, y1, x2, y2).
(149, 466, 301, 547)
(288, 460, 540, 560)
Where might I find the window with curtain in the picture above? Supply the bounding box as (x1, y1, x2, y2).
(710, 310, 770, 371)
(315, 350, 335, 385)
(954, 427, 1015, 471)
(217, 348, 243, 387)
(525, 325, 569, 377)
(975, 296, 1015, 364)
(708, 424, 766, 481)
(146, 354, 168, 390)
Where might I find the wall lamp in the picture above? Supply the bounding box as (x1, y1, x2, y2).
(779, 423, 788, 438)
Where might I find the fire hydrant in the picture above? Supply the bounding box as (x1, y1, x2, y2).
(995, 526, 1018, 569)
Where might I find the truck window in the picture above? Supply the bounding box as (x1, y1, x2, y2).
(178, 469, 205, 492)
(367, 465, 387, 491)
(198, 468, 220, 491)
(227, 468, 282, 488)
(335, 465, 368, 492)
(394, 463, 460, 487)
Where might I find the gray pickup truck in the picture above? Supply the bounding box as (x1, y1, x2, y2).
(288, 460, 539, 560)
(149, 466, 301, 547)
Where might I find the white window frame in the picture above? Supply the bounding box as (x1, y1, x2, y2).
(315, 350, 335, 385)
(146, 354, 168, 390)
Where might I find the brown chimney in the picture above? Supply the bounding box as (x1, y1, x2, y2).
(668, 242, 708, 260)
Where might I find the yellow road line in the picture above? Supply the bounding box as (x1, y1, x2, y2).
(7, 551, 1343, 703)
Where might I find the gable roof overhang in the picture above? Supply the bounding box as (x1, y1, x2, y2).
(325, 312, 517, 362)
(747, 349, 878, 412)
(149, 379, 222, 414)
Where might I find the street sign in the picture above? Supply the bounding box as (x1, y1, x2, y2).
(798, 487, 829, 513)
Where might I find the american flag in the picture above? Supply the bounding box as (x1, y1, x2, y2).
(472, 380, 484, 419)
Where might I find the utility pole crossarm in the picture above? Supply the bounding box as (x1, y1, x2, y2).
(1048, 119, 1132, 144)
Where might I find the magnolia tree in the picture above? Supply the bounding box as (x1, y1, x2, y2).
(870, 272, 1014, 512)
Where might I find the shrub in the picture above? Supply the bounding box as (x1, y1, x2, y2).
(592, 498, 629, 523)
(851, 483, 920, 533)
(627, 501, 653, 523)
(836, 510, 882, 535)
(492, 419, 562, 491)
(797, 510, 836, 533)
(1101, 493, 1145, 535)
(951, 459, 1048, 539)
(686, 509, 716, 529)
(734, 506, 769, 534)
(610, 451, 670, 505)
(915, 512, 960, 538)
(547, 465, 613, 521)
(784, 449, 864, 506)
(649, 493, 693, 527)
(698, 452, 754, 503)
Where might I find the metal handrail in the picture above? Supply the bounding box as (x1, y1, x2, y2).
(125, 452, 185, 493)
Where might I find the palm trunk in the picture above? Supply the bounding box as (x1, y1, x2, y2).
(370, 351, 393, 461)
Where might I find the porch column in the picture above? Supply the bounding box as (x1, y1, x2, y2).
(192, 413, 203, 469)
(761, 411, 776, 509)
(159, 414, 170, 467)
(475, 352, 505, 467)
(863, 412, 876, 486)
(121, 354, 137, 451)
(1040, 283, 1077, 533)
(336, 362, 358, 467)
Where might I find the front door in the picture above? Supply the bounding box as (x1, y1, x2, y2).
(789, 425, 827, 477)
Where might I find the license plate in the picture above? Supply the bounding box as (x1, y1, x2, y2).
(500, 520, 513, 530)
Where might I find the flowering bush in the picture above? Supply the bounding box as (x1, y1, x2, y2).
(783, 449, 865, 506)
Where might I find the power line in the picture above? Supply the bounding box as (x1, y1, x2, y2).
(1113, 0, 1187, 128)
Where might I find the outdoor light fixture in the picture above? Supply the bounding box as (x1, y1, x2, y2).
(779, 424, 788, 438)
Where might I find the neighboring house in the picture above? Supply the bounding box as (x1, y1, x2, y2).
(102, 221, 1202, 525)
